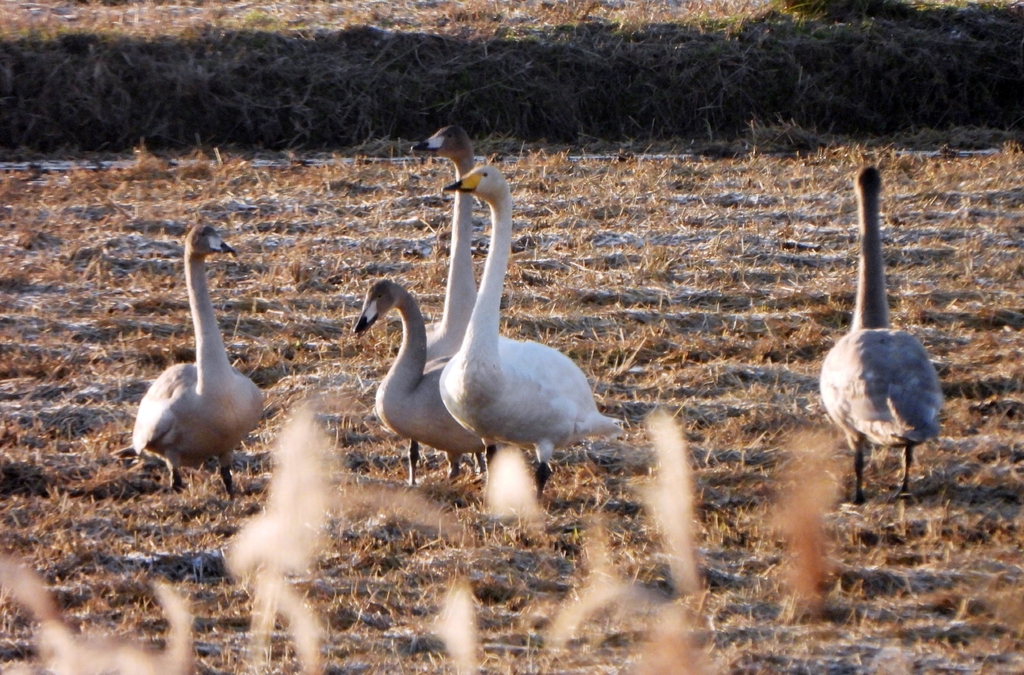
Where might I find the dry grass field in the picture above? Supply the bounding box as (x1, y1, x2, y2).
(2, 141, 1024, 674)
(0, 0, 768, 38)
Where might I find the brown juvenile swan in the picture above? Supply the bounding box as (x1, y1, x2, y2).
(353, 279, 493, 485)
(131, 225, 263, 495)
(819, 166, 943, 504)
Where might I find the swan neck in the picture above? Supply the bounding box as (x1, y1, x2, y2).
(436, 189, 477, 345)
(454, 157, 475, 179)
(386, 287, 428, 392)
(853, 184, 890, 331)
(186, 254, 232, 388)
(464, 195, 512, 353)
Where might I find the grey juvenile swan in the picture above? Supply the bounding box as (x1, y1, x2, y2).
(819, 166, 943, 504)
(353, 279, 494, 485)
(131, 225, 263, 495)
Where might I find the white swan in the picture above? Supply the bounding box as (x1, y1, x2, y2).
(412, 125, 478, 362)
(438, 166, 621, 495)
(820, 166, 943, 504)
(353, 279, 493, 485)
(132, 225, 263, 495)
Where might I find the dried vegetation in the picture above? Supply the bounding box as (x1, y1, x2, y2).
(0, 1, 1022, 151)
(2, 142, 1024, 673)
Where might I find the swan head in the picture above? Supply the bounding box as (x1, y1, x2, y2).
(353, 279, 398, 335)
(412, 125, 473, 162)
(186, 224, 236, 258)
(443, 165, 509, 203)
(857, 165, 881, 194)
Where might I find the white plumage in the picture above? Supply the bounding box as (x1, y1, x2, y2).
(438, 166, 621, 495)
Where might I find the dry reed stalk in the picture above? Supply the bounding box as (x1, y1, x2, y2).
(484, 447, 542, 527)
(993, 588, 1024, 638)
(774, 430, 839, 619)
(0, 557, 192, 675)
(248, 570, 323, 674)
(435, 580, 478, 675)
(2, 666, 38, 675)
(644, 410, 702, 596)
(227, 403, 331, 675)
(632, 604, 713, 675)
(153, 583, 193, 674)
(228, 403, 332, 573)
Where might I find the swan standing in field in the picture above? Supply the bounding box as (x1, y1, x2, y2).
(132, 225, 263, 495)
(819, 166, 943, 504)
(412, 125, 479, 362)
(438, 166, 621, 495)
(353, 279, 494, 485)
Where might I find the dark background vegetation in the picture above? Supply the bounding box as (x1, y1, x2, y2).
(0, 3, 1022, 152)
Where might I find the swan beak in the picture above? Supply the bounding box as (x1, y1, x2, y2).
(353, 315, 373, 334)
(412, 135, 443, 152)
(353, 301, 378, 334)
(208, 233, 237, 256)
(444, 172, 481, 193)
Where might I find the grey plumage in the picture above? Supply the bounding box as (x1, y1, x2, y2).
(819, 166, 943, 504)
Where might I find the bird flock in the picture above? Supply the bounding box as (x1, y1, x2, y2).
(131, 125, 943, 506)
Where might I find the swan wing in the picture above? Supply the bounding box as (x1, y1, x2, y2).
(821, 330, 941, 445)
(227, 368, 265, 433)
(491, 339, 619, 445)
(133, 364, 196, 452)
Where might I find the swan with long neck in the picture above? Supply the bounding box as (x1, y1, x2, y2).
(438, 166, 621, 495)
(132, 225, 263, 495)
(412, 125, 478, 362)
(820, 166, 943, 504)
(353, 279, 494, 485)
